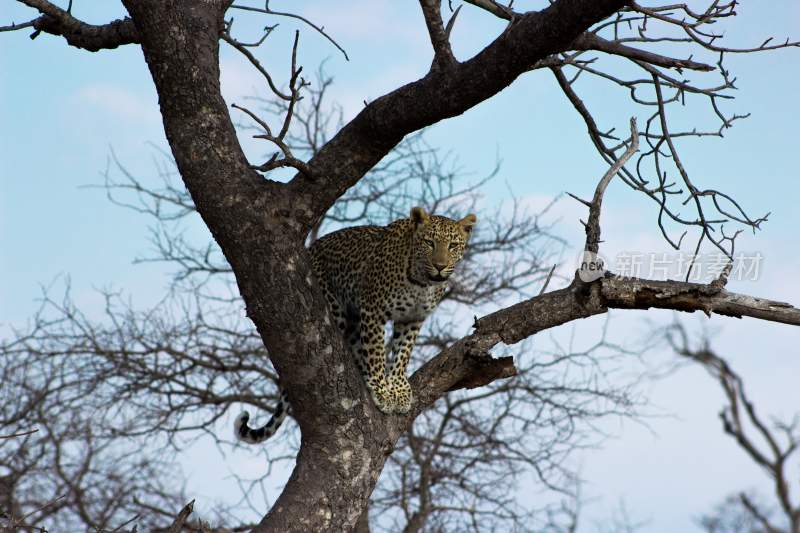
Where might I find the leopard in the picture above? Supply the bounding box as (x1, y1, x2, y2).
(235, 206, 477, 444)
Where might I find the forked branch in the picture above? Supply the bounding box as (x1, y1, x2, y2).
(229, 31, 314, 178)
(577, 117, 640, 254)
(668, 325, 800, 532)
(229, 2, 349, 60)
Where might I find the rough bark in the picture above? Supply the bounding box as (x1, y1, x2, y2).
(288, 0, 630, 230)
(117, 3, 385, 531)
(11, 0, 800, 531)
(109, 2, 636, 531)
(20, 0, 139, 51)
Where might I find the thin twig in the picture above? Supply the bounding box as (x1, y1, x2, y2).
(229, 3, 349, 60)
(538, 264, 556, 296)
(0, 428, 39, 439)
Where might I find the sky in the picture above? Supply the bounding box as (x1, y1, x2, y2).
(2, 1, 800, 531)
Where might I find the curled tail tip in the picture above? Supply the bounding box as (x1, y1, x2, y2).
(235, 411, 251, 428)
(234, 411, 250, 440)
(232, 392, 289, 445)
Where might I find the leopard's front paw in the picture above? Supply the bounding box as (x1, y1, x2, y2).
(366, 379, 395, 414)
(388, 377, 413, 414)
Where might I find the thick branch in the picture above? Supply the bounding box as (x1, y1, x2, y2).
(405, 275, 800, 420)
(600, 277, 800, 326)
(18, 0, 139, 51)
(464, 0, 712, 71)
(287, 0, 629, 231)
(25, 2, 796, 532)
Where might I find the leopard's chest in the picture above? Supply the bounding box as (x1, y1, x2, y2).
(385, 282, 442, 323)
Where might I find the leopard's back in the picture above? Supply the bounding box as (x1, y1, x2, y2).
(310, 224, 397, 307)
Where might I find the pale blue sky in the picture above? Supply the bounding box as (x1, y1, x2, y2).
(2, 1, 799, 531)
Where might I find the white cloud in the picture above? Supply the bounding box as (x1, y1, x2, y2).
(74, 84, 159, 125)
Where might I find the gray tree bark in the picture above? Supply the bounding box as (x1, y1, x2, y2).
(8, 0, 800, 531)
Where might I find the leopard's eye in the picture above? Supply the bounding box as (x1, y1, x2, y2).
(424, 239, 435, 248)
(448, 242, 459, 251)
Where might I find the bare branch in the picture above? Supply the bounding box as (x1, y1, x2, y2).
(13, 0, 138, 51)
(539, 264, 557, 296)
(228, 30, 314, 179)
(221, 31, 291, 101)
(462, 0, 519, 21)
(0, 19, 35, 32)
(228, 2, 349, 60)
(419, 0, 457, 69)
(572, 32, 714, 71)
(408, 275, 800, 422)
(583, 117, 639, 254)
(287, 0, 630, 230)
(5, 2, 799, 532)
(167, 500, 195, 533)
(630, 1, 800, 54)
(0, 428, 38, 440)
(466, 2, 714, 72)
(668, 325, 800, 533)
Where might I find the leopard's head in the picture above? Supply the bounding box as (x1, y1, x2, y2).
(408, 206, 476, 285)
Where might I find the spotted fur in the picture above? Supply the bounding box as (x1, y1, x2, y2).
(234, 389, 289, 444)
(234, 207, 476, 443)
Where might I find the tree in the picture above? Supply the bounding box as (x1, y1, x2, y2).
(666, 324, 800, 533)
(1, 78, 636, 531)
(2, 1, 799, 532)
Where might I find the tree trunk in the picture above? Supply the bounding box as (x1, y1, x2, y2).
(117, 2, 407, 530)
(109, 1, 800, 531)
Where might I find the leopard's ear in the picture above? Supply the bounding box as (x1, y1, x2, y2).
(458, 213, 477, 235)
(410, 206, 430, 226)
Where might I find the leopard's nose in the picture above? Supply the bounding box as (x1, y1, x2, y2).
(432, 260, 447, 272)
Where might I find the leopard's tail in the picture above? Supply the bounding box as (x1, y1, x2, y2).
(234, 388, 290, 445)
